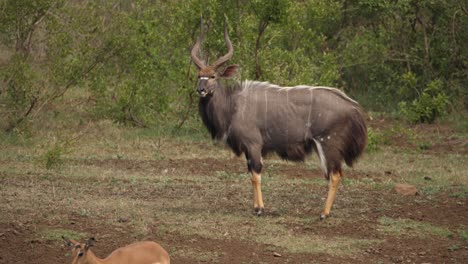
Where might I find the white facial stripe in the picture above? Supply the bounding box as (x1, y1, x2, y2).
(199, 77, 209, 80)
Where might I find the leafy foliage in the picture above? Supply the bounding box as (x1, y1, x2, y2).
(399, 79, 449, 123)
(0, 0, 466, 131)
(366, 127, 382, 153)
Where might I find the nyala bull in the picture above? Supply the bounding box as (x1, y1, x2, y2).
(191, 22, 367, 219)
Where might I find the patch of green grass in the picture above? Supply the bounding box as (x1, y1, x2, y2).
(448, 189, 468, 198)
(459, 229, 468, 241)
(0, 130, 33, 147)
(443, 113, 468, 133)
(305, 162, 320, 171)
(163, 211, 378, 256)
(40, 145, 67, 170)
(123, 121, 209, 142)
(37, 228, 88, 241)
(251, 217, 378, 255)
(341, 177, 394, 193)
(448, 244, 462, 252)
(380, 123, 417, 146)
(419, 185, 445, 196)
(264, 234, 377, 255)
(216, 171, 247, 181)
(343, 177, 375, 186)
(132, 217, 153, 239)
(171, 246, 224, 263)
(360, 149, 468, 192)
(417, 141, 431, 150)
(378, 217, 453, 238)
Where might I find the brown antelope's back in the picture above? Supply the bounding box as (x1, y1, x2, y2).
(104, 241, 170, 264)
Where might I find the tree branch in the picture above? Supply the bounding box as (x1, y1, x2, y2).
(5, 96, 37, 132)
(32, 45, 123, 119)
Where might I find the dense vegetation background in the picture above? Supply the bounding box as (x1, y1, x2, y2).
(1, 0, 466, 133)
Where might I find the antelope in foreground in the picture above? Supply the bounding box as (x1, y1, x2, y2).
(191, 21, 367, 219)
(63, 237, 170, 264)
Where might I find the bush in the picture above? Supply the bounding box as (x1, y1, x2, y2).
(399, 80, 449, 123)
(42, 144, 67, 170)
(366, 127, 382, 153)
(0, 54, 39, 132)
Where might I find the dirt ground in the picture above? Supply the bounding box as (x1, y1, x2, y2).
(0, 120, 467, 263)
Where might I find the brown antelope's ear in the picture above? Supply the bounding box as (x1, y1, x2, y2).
(62, 236, 77, 247)
(85, 237, 95, 250)
(62, 236, 73, 246)
(221, 64, 239, 78)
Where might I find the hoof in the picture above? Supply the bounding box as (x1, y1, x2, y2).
(254, 207, 264, 216)
(320, 213, 330, 220)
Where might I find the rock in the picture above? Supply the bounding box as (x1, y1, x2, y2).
(394, 183, 418, 196)
(273, 252, 282, 257)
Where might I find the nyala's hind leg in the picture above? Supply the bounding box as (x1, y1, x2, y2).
(320, 169, 342, 220)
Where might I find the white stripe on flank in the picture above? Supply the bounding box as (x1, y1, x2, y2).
(312, 138, 328, 176)
(243, 80, 359, 105)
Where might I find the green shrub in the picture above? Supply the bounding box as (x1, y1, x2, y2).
(366, 127, 382, 153)
(40, 139, 73, 170)
(399, 79, 449, 123)
(459, 230, 468, 241)
(42, 145, 66, 170)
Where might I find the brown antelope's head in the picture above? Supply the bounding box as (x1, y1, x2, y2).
(63, 236, 95, 264)
(191, 21, 239, 97)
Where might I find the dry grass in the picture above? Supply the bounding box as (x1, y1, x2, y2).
(1, 112, 467, 263)
(377, 217, 453, 238)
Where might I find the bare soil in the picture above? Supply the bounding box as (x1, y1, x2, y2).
(0, 120, 467, 263)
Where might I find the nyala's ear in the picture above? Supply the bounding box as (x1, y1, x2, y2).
(221, 64, 239, 78)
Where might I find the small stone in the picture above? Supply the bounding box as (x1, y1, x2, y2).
(273, 252, 282, 257)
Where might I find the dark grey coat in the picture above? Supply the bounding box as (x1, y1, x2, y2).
(199, 79, 367, 178)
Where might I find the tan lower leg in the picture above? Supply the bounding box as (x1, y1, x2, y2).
(251, 172, 264, 209)
(321, 171, 342, 218)
(251, 176, 259, 208)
